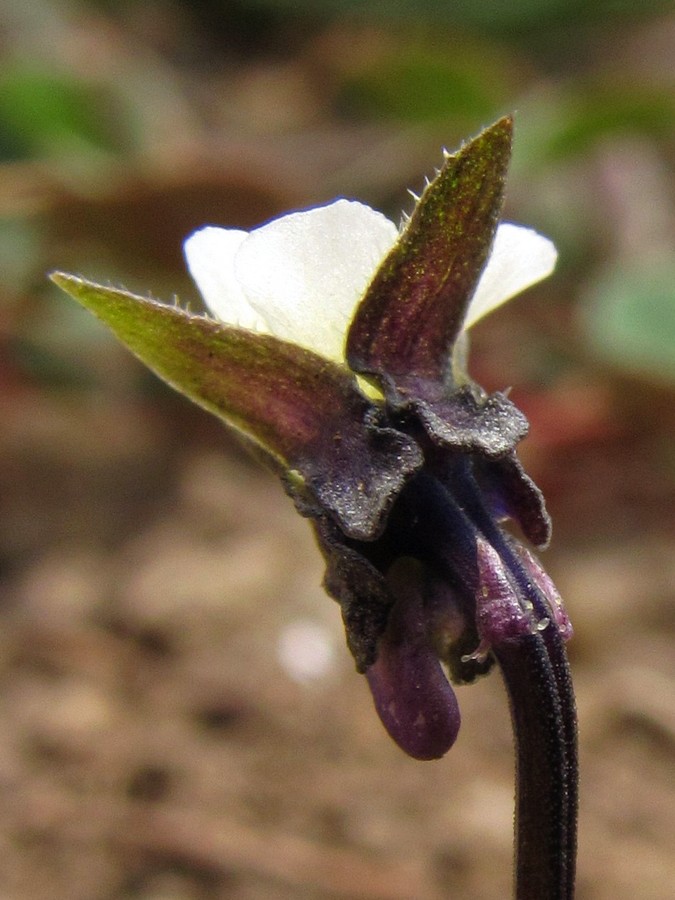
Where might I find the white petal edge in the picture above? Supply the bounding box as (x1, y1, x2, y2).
(233, 199, 398, 362)
(463, 223, 558, 330)
(183, 226, 270, 332)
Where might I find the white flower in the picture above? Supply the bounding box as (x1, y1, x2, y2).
(184, 198, 557, 365)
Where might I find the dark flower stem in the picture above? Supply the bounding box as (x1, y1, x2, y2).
(436, 458, 578, 896)
(495, 627, 578, 900)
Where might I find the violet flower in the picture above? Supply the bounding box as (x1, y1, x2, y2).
(178, 120, 562, 761)
(52, 117, 577, 897)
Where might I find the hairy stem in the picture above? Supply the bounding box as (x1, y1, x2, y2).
(495, 628, 578, 900)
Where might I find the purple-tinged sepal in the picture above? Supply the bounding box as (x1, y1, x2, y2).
(474, 452, 552, 548)
(313, 513, 396, 673)
(50, 274, 422, 541)
(465, 538, 544, 663)
(345, 118, 531, 465)
(398, 382, 529, 457)
(347, 117, 512, 386)
(515, 544, 573, 641)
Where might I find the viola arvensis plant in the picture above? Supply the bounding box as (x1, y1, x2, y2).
(52, 117, 578, 899)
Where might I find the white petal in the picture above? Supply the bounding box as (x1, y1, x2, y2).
(463, 223, 557, 330)
(183, 226, 270, 332)
(234, 199, 398, 361)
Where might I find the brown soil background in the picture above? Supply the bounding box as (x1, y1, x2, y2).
(2, 368, 673, 900)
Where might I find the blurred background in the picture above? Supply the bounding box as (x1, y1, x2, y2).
(1, 1, 674, 898)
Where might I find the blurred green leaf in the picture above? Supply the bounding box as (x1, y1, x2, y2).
(534, 87, 675, 163)
(581, 256, 675, 384)
(0, 65, 127, 160)
(337, 44, 511, 122)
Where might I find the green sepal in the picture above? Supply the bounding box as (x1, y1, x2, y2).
(346, 116, 512, 385)
(51, 273, 422, 540)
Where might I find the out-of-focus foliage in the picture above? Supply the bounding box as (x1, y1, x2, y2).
(0, 64, 128, 160)
(583, 256, 675, 383)
(335, 41, 515, 123)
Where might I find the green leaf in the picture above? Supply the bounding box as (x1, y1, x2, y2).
(51, 273, 422, 539)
